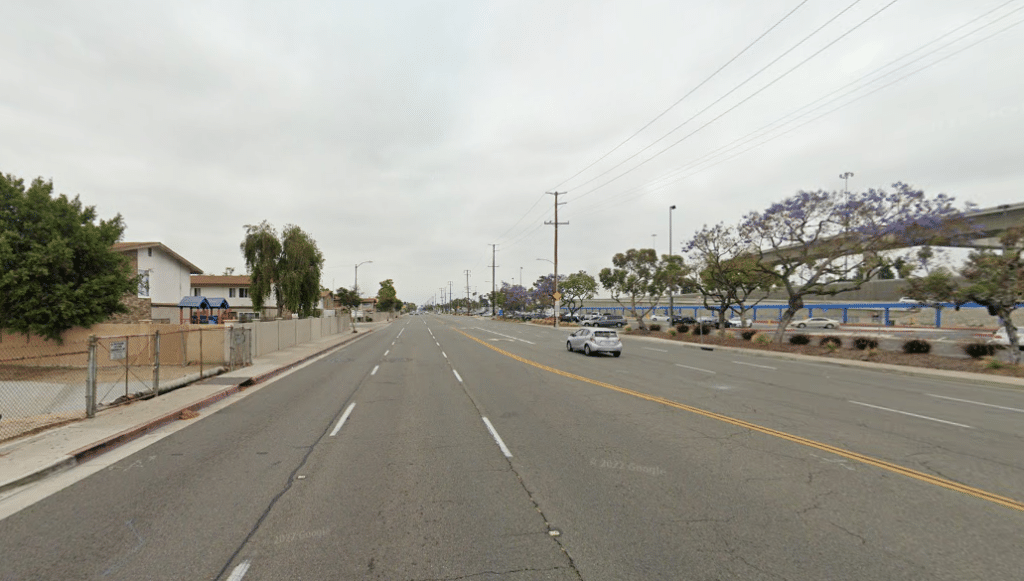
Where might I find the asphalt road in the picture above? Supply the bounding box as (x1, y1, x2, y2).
(1, 314, 1022, 580)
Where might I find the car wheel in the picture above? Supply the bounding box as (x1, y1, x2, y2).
(616, 322, 623, 327)
(797, 323, 806, 328)
(613, 352, 621, 357)
(566, 341, 573, 352)
(825, 323, 834, 329)
(584, 344, 592, 356)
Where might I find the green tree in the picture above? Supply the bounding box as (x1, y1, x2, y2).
(957, 228, 1023, 363)
(240, 221, 282, 316)
(278, 225, 325, 318)
(0, 173, 137, 342)
(686, 223, 772, 333)
(599, 248, 668, 330)
(241, 222, 324, 318)
(334, 287, 361, 310)
(560, 271, 599, 318)
(376, 279, 399, 314)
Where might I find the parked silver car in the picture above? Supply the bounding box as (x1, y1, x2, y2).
(566, 328, 623, 357)
(788, 317, 841, 329)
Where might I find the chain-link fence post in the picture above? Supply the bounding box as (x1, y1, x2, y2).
(152, 330, 160, 398)
(86, 335, 97, 418)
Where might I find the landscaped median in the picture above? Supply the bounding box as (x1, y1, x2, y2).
(619, 325, 1024, 379)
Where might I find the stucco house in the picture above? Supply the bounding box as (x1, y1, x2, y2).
(112, 242, 204, 323)
(189, 274, 279, 319)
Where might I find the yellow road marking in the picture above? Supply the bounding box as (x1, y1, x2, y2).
(455, 329, 1024, 513)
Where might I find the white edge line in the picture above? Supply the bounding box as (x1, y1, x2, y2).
(330, 403, 356, 437)
(927, 393, 1024, 413)
(371, 365, 379, 376)
(453, 369, 463, 383)
(849, 401, 972, 429)
(676, 363, 716, 374)
(442, 352, 447, 359)
(226, 560, 251, 581)
(732, 360, 776, 370)
(482, 417, 513, 457)
(643, 347, 669, 352)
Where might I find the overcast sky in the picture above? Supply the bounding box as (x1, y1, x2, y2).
(3, 0, 1022, 305)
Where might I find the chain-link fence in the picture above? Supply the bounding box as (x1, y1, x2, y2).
(0, 325, 252, 442)
(0, 334, 91, 443)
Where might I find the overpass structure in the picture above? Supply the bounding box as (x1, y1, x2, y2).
(757, 201, 1024, 265)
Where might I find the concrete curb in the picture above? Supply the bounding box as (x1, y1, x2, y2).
(0, 328, 376, 494)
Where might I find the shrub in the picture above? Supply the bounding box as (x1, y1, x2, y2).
(693, 323, 713, 336)
(902, 339, 931, 354)
(649, 323, 661, 331)
(986, 357, 1005, 369)
(789, 334, 811, 345)
(753, 333, 772, 345)
(741, 330, 757, 341)
(963, 343, 1001, 359)
(668, 328, 677, 336)
(819, 336, 842, 348)
(854, 337, 878, 350)
(676, 324, 689, 334)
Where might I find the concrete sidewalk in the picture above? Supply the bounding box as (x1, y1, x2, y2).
(0, 322, 389, 494)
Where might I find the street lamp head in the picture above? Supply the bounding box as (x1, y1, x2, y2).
(670, 205, 676, 210)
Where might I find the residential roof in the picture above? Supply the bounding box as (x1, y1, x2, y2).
(191, 275, 252, 286)
(113, 242, 204, 274)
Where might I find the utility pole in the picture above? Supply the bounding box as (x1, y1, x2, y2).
(448, 281, 453, 315)
(440, 287, 445, 314)
(490, 244, 498, 317)
(840, 172, 854, 273)
(545, 191, 568, 328)
(464, 270, 471, 315)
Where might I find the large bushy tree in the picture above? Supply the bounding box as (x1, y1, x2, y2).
(560, 271, 599, 318)
(599, 248, 670, 331)
(740, 183, 970, 342)
(241, 221, 324, 318)
(376, 279, 399, 314)
(0, 173, 137, 341)
(905, 228, 1023, 363)
(686, 223, 773, 333)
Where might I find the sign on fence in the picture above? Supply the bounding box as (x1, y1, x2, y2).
(109, 340, 127, 360)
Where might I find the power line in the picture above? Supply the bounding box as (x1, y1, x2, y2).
(566, 0, 868, 196)
(571, 7, 1024, 220)
(573, 0, 902, 201)
(549, 0, 811, 191)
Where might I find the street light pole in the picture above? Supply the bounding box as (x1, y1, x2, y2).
(353, 260, 372, 332)
(839, 172, 854, 273)
(669, 204, 676, 324)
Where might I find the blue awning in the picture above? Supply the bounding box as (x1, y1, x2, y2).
(206, 298, 230, 309)
(178, 296, 210, 309)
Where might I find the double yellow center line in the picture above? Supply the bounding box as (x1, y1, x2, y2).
(456, 329, 1024, 513)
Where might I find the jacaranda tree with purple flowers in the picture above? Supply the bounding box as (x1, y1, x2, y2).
(739, 183, 972, 342)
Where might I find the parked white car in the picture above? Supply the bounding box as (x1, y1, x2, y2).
(788, 317, 841, 329)
(988, 327, 1023, 349)
(728, 317, 753, 328)
(650, 313, 670, 323)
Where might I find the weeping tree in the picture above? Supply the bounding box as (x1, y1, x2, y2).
(241, 221, 324, 318)
(740, 183, 972, 343)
